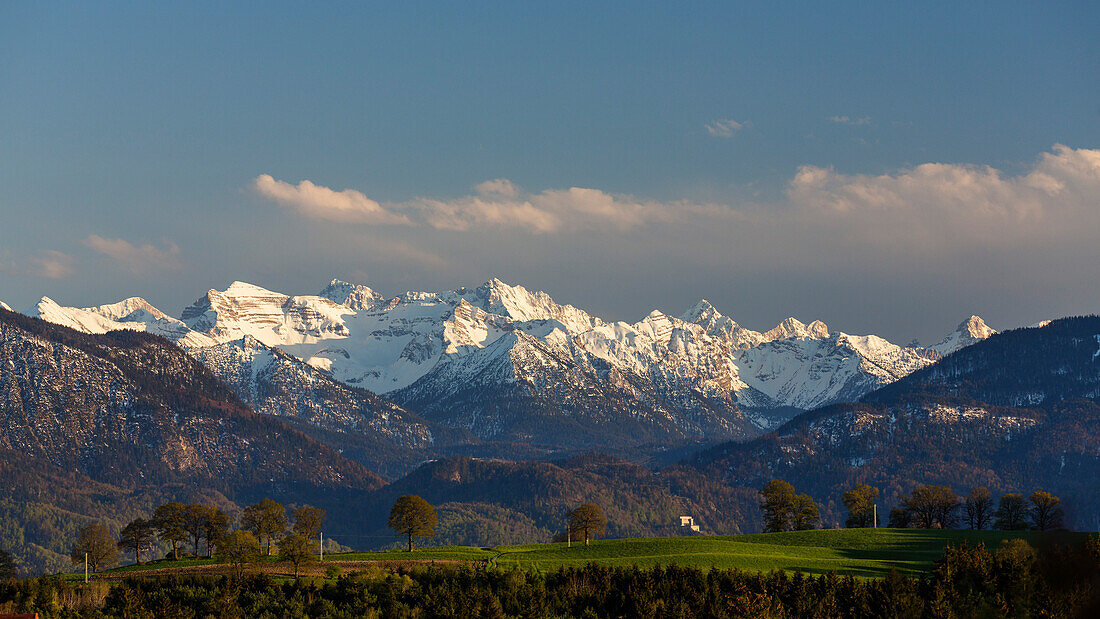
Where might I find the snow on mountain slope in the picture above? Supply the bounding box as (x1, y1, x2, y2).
(0, 302, 11, 312)
(393, 329, 756, 447)
(26, 296, 214, 347)
(319, 279, 386, 311)
(24, 278, 998, 444)
(189, 335, 435, 449)
(929, 315, 997, 357)
(733, 332, 932, 410)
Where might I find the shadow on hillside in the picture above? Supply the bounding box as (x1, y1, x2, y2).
(790, 529, 1029, 578)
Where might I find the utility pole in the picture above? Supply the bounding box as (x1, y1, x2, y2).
(567, 529, 571, 548)
(319, 532, 323, 562)
(874, 504, 878, 529)
(84, 552, 88, 583)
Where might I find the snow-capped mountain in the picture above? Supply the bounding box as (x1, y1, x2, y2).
(21, 278, 997, 461)
(928, 315, 998, 357)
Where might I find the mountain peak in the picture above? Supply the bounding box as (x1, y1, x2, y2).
(223, 280, 279, 296)
(32, 296, 61, 310)
(929, 315, 997, 356)
(761, 317, 830, 341)
(319, 279, 383, 310)
(959, 315, 995, 339)
(476, 277, 524, 296)
(87, 297, 170, 322)
(680, 299, 719, 323)
(0, 301, 10, 312)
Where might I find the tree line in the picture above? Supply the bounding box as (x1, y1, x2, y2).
(57, 493, 458, 578)
(67, 498, 327, 577)
(761, 480, 1068, 532)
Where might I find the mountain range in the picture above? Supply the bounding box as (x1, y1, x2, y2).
(18, 278, 995, 473)
(2, 277, 1097, 577)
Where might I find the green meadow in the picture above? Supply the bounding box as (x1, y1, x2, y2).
(492, 528, 1062, 577)
(102, 529, 1081, 580)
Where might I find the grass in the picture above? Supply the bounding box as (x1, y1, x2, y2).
(492, 529, 1074, 577)
(98, 529, 1083, 580)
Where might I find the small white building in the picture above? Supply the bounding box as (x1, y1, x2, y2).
(679, 515, 701, 532)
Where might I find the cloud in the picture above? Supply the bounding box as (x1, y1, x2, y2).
(785, 144, 1100, 249)
(475, 178, 520, 199)
(84, 235, 182, 273)
(0, 250, 76, 279)
(253, 145, 1100, 250)
(829, 115, 872, 126)
(415, 185, 683, 234)
(253, 174, 413, 225)
(255, 175, 696, 234)
(705, 119, 747, 138)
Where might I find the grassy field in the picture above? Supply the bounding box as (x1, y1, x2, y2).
(493, 529, 1060, 577)
(99, 529, 1079, 580)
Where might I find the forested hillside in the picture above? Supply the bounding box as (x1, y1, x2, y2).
(0, 309, 380, 574)
(680, 316, 1100, 531)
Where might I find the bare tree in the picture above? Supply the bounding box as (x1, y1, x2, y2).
(995, 493, 1029, 530)
(964, 487, 994, 530)
(902, 486, 959, 529)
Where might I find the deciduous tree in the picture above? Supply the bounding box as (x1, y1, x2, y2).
(760, 480, 818, 532)
(901, 485, 959, 529)
(1029, 491, 1064, 531)
(964, 487, 994, 530)
(216, 530, 261, 579)
(278, 533, 317, 578)
(994, 493, 1029, 530)
(117, 518, 156, 565)
(792, 494, 820, 531)
(760, 480, 797, 533)
(843, 484, 880, 528)
(204, 507, 231, 556)
(241, 498, 287, 556)
(291, 505, 326, 544)
(388, 495, 437, 551)
(182, 504, 216, 556)
(568, 503, 607, 546)
(152, 502, 187, 560)
(70, 522, 118, 573)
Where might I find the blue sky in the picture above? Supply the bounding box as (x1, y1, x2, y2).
(2, 2, 1098, 342)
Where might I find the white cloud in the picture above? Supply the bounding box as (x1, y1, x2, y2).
(253, 174, 413, 225)
(705, 119, 747, 138)
(84, 235, 182, 273)
(475, 178, 520, 198)
(785, 144, 1100, 249)
(829, 115, 872, 126)
(255, 175, 689, 234)
(0, 250, 76, 279)
(253, 145, 1100, 251)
